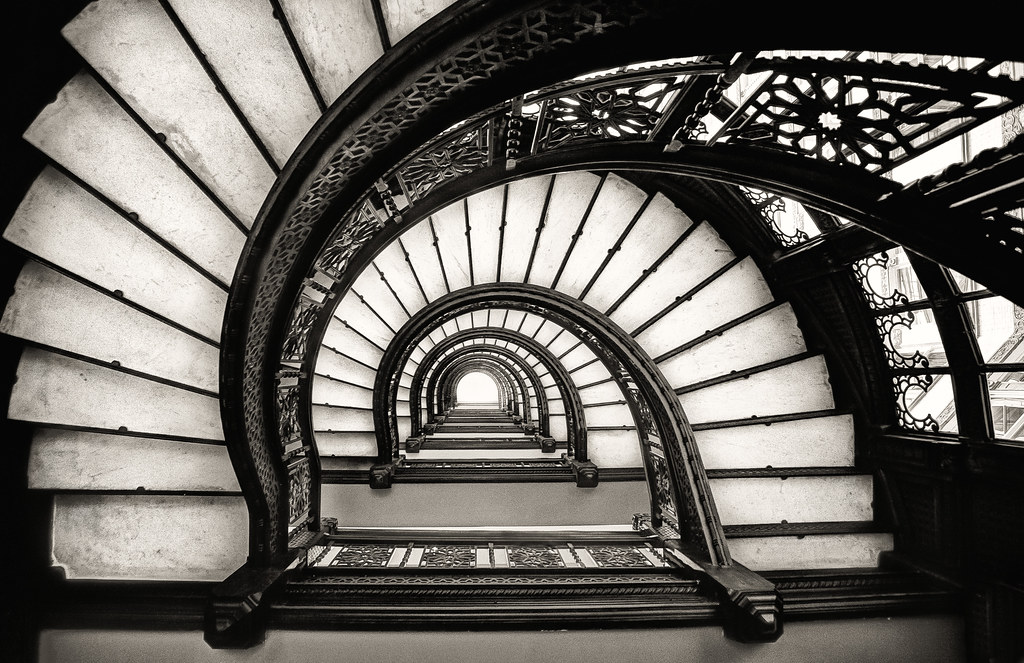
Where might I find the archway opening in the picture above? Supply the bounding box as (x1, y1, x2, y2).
(455, 370, 500, 408)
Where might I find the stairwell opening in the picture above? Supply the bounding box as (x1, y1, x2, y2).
(454, 371, 499, 407)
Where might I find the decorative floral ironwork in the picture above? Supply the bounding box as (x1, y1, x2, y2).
(508, 546, 564, 568)
(539, 78, 681, 150)
(280, 298, 320, 362)
(315, 202, 382, 280)
(852, 252, 911, 310)
(627, 386, 656, 436)
(277, 385, 301, 448)
(719, 59, 1022, 172)
(588, 546, 654, 568)
(330, 544, 396, 568)
(288, 459, 311, 526)
(893, 374, 940, 432)
(401, 125, 489, 199)
(738, 185, 810, 247)
(875, 312, 930, 370)
(420, 545, 477, 568)
(650, 453, 678, 531)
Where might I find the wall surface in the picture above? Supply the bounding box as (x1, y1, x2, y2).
(38, 616, 966, 663)
(321, 480, 649, 527)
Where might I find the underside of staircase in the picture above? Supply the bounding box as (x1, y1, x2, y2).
(4, 2, 1024, 661)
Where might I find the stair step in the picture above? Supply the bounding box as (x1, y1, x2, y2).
(51, 493, 247, 580)
(63, 0, 276, 223)
(729, 533, 895, 572)
(1, 261, 219, 392)
(28, 428, 238, 492)
(3, 167, 227, 341)
(276, 0, 383, 104)
(166, 0, 321, 165)
(709, 474, 875, 526)
(10, 347, 223, 442)
(322, 481, 649, 528)
(24, 73, 245, 284)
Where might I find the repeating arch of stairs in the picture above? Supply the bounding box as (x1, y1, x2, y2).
(314, 171, 888, 570)
(3, 0, 889, 586)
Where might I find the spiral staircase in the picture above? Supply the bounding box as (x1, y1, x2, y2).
(5, 1, 1024, 661)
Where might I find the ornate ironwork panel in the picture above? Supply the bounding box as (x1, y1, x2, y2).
(588, 546, 654, 568)
(717, 58, 1024, 172)
(507, 546, 565, 568)
(650, 452, 679, 533)
(276, 383, 302, 450)
(288, 458, 311, 527)
(738, 185, 811, 247)
(314, 201, 383, 280)
(534, 77, 685, 150)
(875, 312, 931, 370)
(330, 544, 396, 568)
(420, 545, 477, 568)
(401, 122, 491, 200)
(852, 252, 911, 310)
(893, 374, 941, 432)
(280, 297, 321, 362)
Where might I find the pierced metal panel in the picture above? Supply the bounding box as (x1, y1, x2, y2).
(280, 297, 321, 362)
(853, 252, 911, 310)
(650, 452, 679, 533)
(507, 545, 565, 568)
(401, 123, 491, 201)
(717, 58, 1023, 172)
(738, 186, 811, 247)
(587, 546, 654, 568)
(534, 77, 685, 150)
(288, 458, 311, 526)
(875, 312, 932, 370)
(893, 374, 941, 432)
(315, 201, 383, 280)
(330, 544, 396, 567)
(420, 545, 477, 568)
(276, 382, 302, 450)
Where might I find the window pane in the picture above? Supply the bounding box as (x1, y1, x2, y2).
(987, 371, 1024, 441)
(965, 295, 1023, 363)
(948, 268, 988, 294)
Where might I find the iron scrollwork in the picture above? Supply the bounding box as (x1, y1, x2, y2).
(893, 374, 941, 432)
(535, 77, 683, 150)
(738, 185, 811, 248)
(717, 58, 1023, 173)
(508, 546, 564, 568)
(852, 252, 911, 310)
(874, 312, 930, 370)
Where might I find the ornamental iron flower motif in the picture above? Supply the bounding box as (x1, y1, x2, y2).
(725, 61, 1017, 171)
(402, 128, 488, 198)
(542, 82, 668, 149)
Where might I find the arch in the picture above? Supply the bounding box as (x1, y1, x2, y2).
(412, 330, 574, 442)
(437, 356, 525, 420)
(374, 284, 729, 564)
(453, 369, 501, 406)
(428, 348, 545, 436)
(446, 362, 514, 411)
